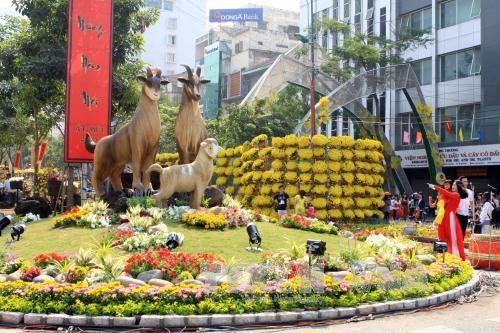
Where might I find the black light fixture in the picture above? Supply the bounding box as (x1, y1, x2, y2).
(246, 222, 262, 251)
(306, 239, 326, 256)
(433, 241, 448, 263)
(166, 233, 180, 250)
(0, 215, 13, 237)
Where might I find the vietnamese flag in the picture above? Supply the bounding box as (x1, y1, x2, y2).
(444, 117, 453, 134)
(13, 150, 21, 169)
(416, 131, 423, 144)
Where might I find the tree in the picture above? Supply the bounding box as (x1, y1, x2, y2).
(318, 19, 432, 82)
(0, 0, 159, 193)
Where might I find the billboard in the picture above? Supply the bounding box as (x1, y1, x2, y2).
(64, 0, 113, 162)
(209, 8, 263, 23)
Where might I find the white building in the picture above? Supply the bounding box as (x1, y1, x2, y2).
(299, 0, 500, 193)
(141, 0, 207, 77)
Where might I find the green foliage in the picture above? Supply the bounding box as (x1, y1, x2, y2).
(127, 196, 156, 209)
(339, 247, 362, 265)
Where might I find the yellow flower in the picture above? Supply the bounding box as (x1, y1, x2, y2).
(312, 198, 327, 209)
(232, 158, 242, 167)
(233, 177, 242, 185)
(312, 184, 328, 195)
(342, 173, 354, 184)
(241, 148, 258, 161)
(251, 134, 268, 146)
(342, 186, 355, 196)
(299, 173, 313, 183)
(297, 149, 313, 159)
(285, 185, 299, 197)
(252, 171, 263, 182)
(272, 171, 284, 181)
(224, 167, 234, 177)
(225, 186, 235, 195)
(298, 161, 312, 172)
(216, 158, 228, 166)
(328, 209, 343, 219)
(313, 173, 328, 183)
(284, 134, 299, 147)
(260, 185, 272, 195)
(272, 183, 282, 193)
(312, 160, 327, 173)
(311, 134, 328, 146)
(252, 159, 265, 169)
(342, 150, 354, 160)
(313, 147, 325, 158)
(316, 209, 327, 220)
(327, 149, 342, 161)
(299, 183, 312, 192)
(262, 170, 274, 181)
(285, 147, 298, 158)
(271, 148, 286, 159)
(258, 147, 273, 159)
(215, 177, 227, 186)
(342, 161, 355, 172)
(353, 150, 366, 160)
(225, 148, 235, 157)
(329, 197, 341, 207)
(318, 96, 330, 112)
(297, 135, 311, 148)
(339, 136, 355, 148)
(343, 209, 355, 219)
(271, 159, 284, 170)
(329, 173, 342, 183)
(233, 168, 241, 177)
(354, 209, 365, 219)
(217, 149, 226, 158)
(327, 161, 341, 172)
(271, 137, 285, 148)
(244, 185, 255, 195)
(285, 171, 298, 182)
(328, 185, 343, 197)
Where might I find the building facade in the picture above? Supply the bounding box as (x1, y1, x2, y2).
(196, 5, 300, 118)
(141, 0, 207, 103)
(300, 0, 500, 193)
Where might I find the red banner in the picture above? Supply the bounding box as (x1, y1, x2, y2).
(13, 150, 21, 169)
(38, 141, 48, 162)
(64, 0, 113, 162)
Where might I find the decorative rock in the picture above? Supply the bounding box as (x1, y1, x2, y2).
(112, 316, 136, 327)
(374, 265, 390, 274)
(120, 272, 133, 278)
(180, 279, 204, 286)
(148, 279, 173, 287)
(337, 307, 356, 318)
(117, 223, 130, 231)
(357, 304, 374, 315)
(387, 300, 404, 311)
(24, 313, 46, 325)
(318, 308, 339, 319)
(211, 314, 234, 326)
(46, 314, 70, 325)
(6, 271, 21, 281)
(69, 315, 89, 326)
(148, 224, 169, 234)
(186, 315, 210, 327)
(203, 186, 224, 207)
(403, 299, 417, 310)
(42, 267, 58, 277)
(140, 315, 163, 328)
(372, 302, 389, 313)
(416, 297, 429, 307)
(300, 311, 318, 320)
(92, 316, 111, 326)
(326, 271, 349, 280)
(236, 272, 252, 286)
(0, 274, 7, 282)
(416, 254, 436, 265)
(197, 272, 226, 285)
(55, 274, 65, 283)
(163, 315, 186, 327)
(116, 276, 146, 287)
(278, 311, 298, 322)
(1, 311, 24, 324)
(233, 314, 257, 325)
(256, 312, 278, 324)
(137, 269, 164, 283)
(33, 275, 55, 283)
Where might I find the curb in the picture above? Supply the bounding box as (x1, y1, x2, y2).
(1, 272, 481, 329)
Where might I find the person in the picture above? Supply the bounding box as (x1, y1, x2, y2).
(401, 193, 409, 220)
(382, 193, 391, 224)
(390, 195, 400, 221)
(416, 192, 427, 223)
(273, 185, 289, 217)
(477, 192, 494, 234)
(428, 195, 436, 219)
(306, 205, 316, 219)
(428, 180, 466, 261)
(457, 176, 474, 239)
(294, 190, 307, 216)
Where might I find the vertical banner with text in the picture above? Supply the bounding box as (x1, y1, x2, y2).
(64, 0, 113, 162)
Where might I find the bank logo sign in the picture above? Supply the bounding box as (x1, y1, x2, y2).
(209, 8, 263, 23)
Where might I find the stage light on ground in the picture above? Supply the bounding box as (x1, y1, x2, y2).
(306, 239, 326, 256)
(166, 233, 180, 250)
(246, 222, 262, 252)
(433, 241, 447, 262)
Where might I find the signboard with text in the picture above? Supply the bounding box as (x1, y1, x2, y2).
(396, 144, 500, 168)
(209, 8, 263, 23)
(64, 0, 113, 162)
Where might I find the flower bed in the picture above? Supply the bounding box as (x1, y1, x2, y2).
(181, 212, 227, 230)
(280, 214, 339, 234)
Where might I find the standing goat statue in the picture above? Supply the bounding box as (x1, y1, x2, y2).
(85, 67, 169, 197)
(175, 65, 210, 164)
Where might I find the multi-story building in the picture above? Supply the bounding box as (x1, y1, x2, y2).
(195, 4, 300, 118)
(141, 0, 207, 103)
(300, 0, 500, 193)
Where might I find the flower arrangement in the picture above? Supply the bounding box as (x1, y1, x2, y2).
(311, 134, 329, 146)
(297, 149, 313, 159)
(311, 161, 327, 173)
(19, 212, 40, 224)
(251, 134, 268, 147)
(181, 212, 227, 230)
(121, 232, 185, 252)
(297, 135, 310, 148)
(20, 266, 42, 282)
(33, 252, 72, 268)
(271, 137, 285, 148)
(54, 207, 89, 228)
(284, 134, 298, 147)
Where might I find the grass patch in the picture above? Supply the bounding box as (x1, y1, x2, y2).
(1, 218, 351, 263)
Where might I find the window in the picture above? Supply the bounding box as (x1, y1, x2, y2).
(380, 7, 386, 38)
(398, 113, 425, 145)
(332, 0, 339, 20)
(436, 104, 479, 142)
(332, 31, 338, 48)
(258, 41, 263, 45)
(322, 31, 328, 48)
(235, 41, 243, 54)
(167, 53, 175, 63)
(167, 34, 176, 46)
(344, 0, 350, 19)
(411, 58, 432, 85)
(354, 0, 361, 32)
(322, 8, 329, 21)
(440, 47, 480, 81)
(163, 0, 173, 11)
(167, 18, 177, 29)
(399, 7, 432, 35)
(440, 0, 481, 29)
(145, 0, 161, 9)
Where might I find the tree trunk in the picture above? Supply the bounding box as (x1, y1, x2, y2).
(67, 165, 75, 207)
(33, 140, 40, 196)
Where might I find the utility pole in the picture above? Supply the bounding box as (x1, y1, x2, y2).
(309, 0, 316, 137)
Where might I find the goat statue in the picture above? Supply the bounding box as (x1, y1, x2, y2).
(175, 65, 210, 164)
(85, 67, 169, 197)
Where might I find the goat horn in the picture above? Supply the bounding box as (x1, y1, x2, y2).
(156, 69, 162, 78)
(146, 67, 153, 78)
(196, 66, 201, 77)
(180, 64, 193, 80)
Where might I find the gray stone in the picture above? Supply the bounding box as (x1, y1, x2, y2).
(427, 295, 439, 306)
(180, 279, 204, 286)
(256, 312, 278, 324)
(337, 307, 356, 318)
(233, 314, 257, 325)
(117, 276, 146, 287)
(69, 315, 88, 326)
(148, 224, 169, 234)
(416, 254, 436, 265)
(92, 316, 111, 326)
(278, 311, 298, 322)
(33, 274, 55, 283)
(139, 315, 163, 328)
(374, 265, 390, 274)
(1, 311, 24, 324)
(55, 274, 65, 283)
(387, 301, 404, 311)
(46, 314, 69, 325)
(319, 308, 339, 319)
(236, 272, 252, 286)
(416, 297, 430, 307)
(326, 271, 349, 280)
(403, 299, 417, 310)
(210, 314, 234, 326)
(372, 302, 389, 313)
(300, 311, 318, 320)
(137, 269, 164, 283)
(117, 223, 130, 231)
(186, 314, 209, 327)
(197, 272, 225, 285)
(112, 316, 136, 327)
(24, 313, 46, 325)
(164, 315, 186, 327)
(6, 271, 21, 281)
(42, 266, 58, 277)
(0, 273, 8, 282)
(357, 304, 374, 315)
(120, 272, 133, 278)
(148, 279, 173, 287)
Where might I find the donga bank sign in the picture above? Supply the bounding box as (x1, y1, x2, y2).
(209, 8, 263, 23)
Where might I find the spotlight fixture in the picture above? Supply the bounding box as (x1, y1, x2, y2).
(433, 241, 448, 262)
(246, 222, 262, 251)
(306, 239, 326, 256)
(166, 233, 180, 250)
(0, 215, 13, 237)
